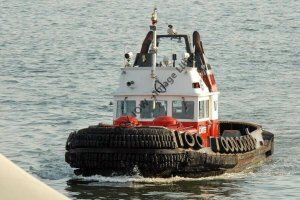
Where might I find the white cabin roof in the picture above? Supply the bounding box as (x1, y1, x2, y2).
(114, 67, 211, 97)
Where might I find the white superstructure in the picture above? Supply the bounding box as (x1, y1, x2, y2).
(112, 8, 220, 144)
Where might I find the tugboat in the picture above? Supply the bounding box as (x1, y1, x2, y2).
(65, 8, 274, 178)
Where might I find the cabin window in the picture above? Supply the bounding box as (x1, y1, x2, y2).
(116, 100, 136, 117)
(172, 100, 194, 119)
(199, 100, 209, 119)
(140, 100, 167, 119)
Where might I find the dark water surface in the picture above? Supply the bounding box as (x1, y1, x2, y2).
(1, 0, 299, 199)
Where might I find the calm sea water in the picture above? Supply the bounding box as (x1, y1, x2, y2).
(1, 0, 299, 199)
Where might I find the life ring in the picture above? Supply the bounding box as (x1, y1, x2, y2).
(193, 134, 203, 150)
(115, 116, 139, 127)
(220, 137, 230, 153)
(183, 132, 195, 148)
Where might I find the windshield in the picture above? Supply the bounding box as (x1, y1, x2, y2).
(172, 100, 194, 119)
(140, 100, 167, 119)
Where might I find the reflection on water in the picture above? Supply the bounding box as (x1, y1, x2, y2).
(65, 174, 247, 199)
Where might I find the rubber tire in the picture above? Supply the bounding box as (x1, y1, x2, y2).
(183, 132, 195, 148)
(66, 126, 177, 150)
(220, 137, 230, 153)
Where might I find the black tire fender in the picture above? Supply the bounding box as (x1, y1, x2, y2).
(249, 135, 257, 150)
(226, 137, 235, 153)
(183, 132, 195, 148)
(175, 131, 184, 148)
(230, 137, 240, 153)
(245, 135, 253, 151)
(240, 136, 249, 152)
(220, 137, 229, 153)
(235, 137, 244, 152)
(194, 134, 203, 150)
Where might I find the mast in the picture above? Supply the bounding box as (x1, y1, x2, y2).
(150, 7, 158, 92)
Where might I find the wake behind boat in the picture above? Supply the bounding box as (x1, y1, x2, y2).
(65, 8, 274, 178)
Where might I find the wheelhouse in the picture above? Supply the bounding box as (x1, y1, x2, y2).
(113, 30, 219, 141)
(114, 95, 218, 123)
